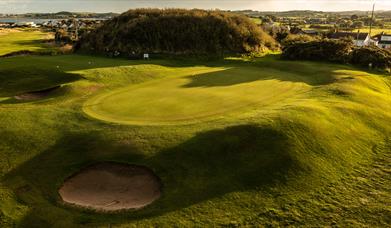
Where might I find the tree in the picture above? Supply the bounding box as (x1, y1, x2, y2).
(77, 9, 278, 56)
(351, 14, 359, 20)
(265, 14, 277, 22)
(352, 21, 364, 29)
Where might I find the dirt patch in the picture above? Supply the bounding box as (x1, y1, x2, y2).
(14, 86, 61, 101)
(59, 162, 161, 212)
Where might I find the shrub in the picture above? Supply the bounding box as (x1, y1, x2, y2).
(350, 46, 391, 69)
(55, 29, 72, 44)
(281, 39, 353, 63)
(76, 9, 278, 56)
(281, 34, 318, 47)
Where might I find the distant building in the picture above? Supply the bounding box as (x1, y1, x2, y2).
(377, 34, 391, 49)
(290, 27, 318, 36)
(299, 30, 319, 36)
(328, 32, 370, 47)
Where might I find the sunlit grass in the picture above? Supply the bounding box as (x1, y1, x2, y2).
(0, 29, 54, 56)
(0, 53, 390, 226)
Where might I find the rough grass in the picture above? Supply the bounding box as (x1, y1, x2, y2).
(0, 53, 390, 227)
(0, 29, 54, 56)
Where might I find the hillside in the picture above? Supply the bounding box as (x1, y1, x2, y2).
(0, 29, 53, 56)
(0, 53, 390, 226)
(76, 9, 277, 55)
(0, 27, 390, 227)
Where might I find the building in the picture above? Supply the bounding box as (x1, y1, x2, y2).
(377, 34, 391, 49)
(328, 32, 370, 47)
(299, 30, 319, 36)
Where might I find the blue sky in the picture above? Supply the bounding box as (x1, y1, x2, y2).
(0, 0, 390, 14)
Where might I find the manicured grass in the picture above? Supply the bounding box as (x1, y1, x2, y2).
(0, 29, 53, 56)
(0, 53, 390, 227)
(84, 66, 311, 125)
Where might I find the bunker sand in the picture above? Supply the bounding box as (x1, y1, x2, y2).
(14, 86, 61, 101)
(59, 162, 161, 212)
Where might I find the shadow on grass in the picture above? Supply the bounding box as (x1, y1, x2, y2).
(0, 69, 82, 97)
(12, 39, 47, 45)
(0, 85, 72, 104)
(1, 53, 364, 98)
(3, 124, 307, 226)
(182, 56, 351, 88)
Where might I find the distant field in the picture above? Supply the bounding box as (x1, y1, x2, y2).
(250, 17, 262, 24)
(353, 27, 391, 35)
(0, 29, 53, 56)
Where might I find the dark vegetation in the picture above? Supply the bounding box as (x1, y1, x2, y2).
(282, 38, 391, 70)
(350, 46, 391, 69)
(76, 9, 278, 56)
(281, 39, 353, 63)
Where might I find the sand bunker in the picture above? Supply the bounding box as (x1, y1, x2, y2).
(14, 86, 61, 101)
(59, 162, 161, 212)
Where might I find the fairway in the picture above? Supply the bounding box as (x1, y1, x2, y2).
(1, 53, 390, 227)
(0, 29, 53, 56)
(84, 66, 310, 125)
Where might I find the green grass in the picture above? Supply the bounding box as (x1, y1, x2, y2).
(353, 27, 391, 35)
(250, 17, 262, 25)
(83, 65, 311, 125)
(0, 29, 53, 56)
(0, 53, 390, 227)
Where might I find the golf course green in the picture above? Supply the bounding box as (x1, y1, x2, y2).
(83, 65, 311, 125)
(0, 34, 390, 226)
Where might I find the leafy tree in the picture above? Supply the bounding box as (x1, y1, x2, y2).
(352, 21, 364, 29)
(281, 34, 317, 47)
(351, 14, 359, 20)
(77, 9, 278, 56)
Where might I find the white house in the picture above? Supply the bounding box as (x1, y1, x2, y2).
(378, 34, 391, 49)
(329, 32, 370, 47)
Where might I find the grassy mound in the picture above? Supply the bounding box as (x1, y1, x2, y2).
(83, 65, 311, 125)
(0, 54, 390, 226)
(77, 9, 277, 55)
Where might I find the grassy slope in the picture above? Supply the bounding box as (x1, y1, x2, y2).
(83, 65, 311, 125)
(0, 29, 391, 227)
(0, 53, 390, 227)
(0, 29, 53, 56)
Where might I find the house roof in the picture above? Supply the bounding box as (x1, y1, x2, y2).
(379, 34, 391, 44)
(328, 32, 369, 41)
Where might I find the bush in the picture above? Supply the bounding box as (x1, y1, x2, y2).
(76, 9, 278, 56)
(350, 46, 391, 69)
(281, 39, 353, 63)
(281, 34, 318, 47)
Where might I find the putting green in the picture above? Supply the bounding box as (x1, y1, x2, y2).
(83, 66, 311, 125)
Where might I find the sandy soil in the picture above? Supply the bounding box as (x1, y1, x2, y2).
(58, 162, 161, 212)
